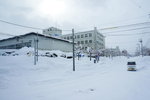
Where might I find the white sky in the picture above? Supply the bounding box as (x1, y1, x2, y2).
(0, 0, 150, 53)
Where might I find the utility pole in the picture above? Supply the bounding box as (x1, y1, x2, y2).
(72, 29, 75, 71)
(34, 34, 39, 65)
(89, 47, 92, 61)
(90, 51, 92, 61)
(36, 33, 39, 62)
(34, 38, 37, 65)
(94, 27, 97, 51)
(139, 39, 143, 57)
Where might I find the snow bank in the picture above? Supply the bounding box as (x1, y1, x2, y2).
(0, 49, 150, 100)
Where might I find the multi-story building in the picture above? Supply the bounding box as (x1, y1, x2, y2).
(43, 27, 62, 37)
(61, 27, 105, 52)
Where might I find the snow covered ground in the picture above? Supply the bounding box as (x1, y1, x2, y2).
(0, 48, 150, 100)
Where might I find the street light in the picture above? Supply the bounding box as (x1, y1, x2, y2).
(136, 43, 140, 56)
(139, 39, 143, 57)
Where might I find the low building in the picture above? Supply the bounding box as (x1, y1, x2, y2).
(0, 32, 72, 52)
(61, 27, 105, 52)
(43, 27, 62, 37)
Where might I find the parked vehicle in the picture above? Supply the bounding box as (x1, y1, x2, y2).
(127, 61, 136, 71)
(60, 54, 66, 58)
(66, 55, 73, 59)
(0, 51, 18, 56)
(45, 52, 58, 57)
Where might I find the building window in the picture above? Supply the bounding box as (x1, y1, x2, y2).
(77, 35, 80, 38)
(89, 40, 92, 43)
(29, 40, 32, 42)
(75, 35, 76, 39)
(85, 34, 88, 37)
(67, 36, 69, 40)
(85, 47, 87, 50)
(85, 40, 88, 44)
(81, 41, 84, 44)
(82, 47, 84, 50)
(78, 41, 80, 44)
(70, 36, 72, 39)
(89, 33, 92, 37)
(64, 37, 66, 39)
(81, 34, 84, 38)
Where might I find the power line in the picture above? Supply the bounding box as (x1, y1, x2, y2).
(0, 19, 73, 32)
(99, 21, 150, 30)
(0, 19, 43, 30)
(102, 26, 150, 34)
(0, 32, 16, 36)
(1, 19, 150, 35)
(105, 31, 150, 37)
(77, 14, 148, 31)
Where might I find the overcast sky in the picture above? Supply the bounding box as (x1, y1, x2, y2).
(0, 0, 150, 53)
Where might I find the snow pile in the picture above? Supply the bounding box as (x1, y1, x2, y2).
(0, 48, 150, 100)
(17, 47, 34, 55)
(0, 47, 72, 57)
(0, 47, 34, 56)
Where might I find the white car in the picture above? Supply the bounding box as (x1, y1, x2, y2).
(127, 61, 136, 71)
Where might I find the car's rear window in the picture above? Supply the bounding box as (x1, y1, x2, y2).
(127, 62, 136, 65)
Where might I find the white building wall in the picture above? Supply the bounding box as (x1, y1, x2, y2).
(0, 33, 72, 52)
(0, 34, 35, 48)
(38, 36, 72, 52)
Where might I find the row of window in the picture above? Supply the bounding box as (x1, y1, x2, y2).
(47, 29, 52, 31)
(80, 46, 88, 50)
(43, 29, 53, 32)
(77, 40, 92, 44)
(63, 33, 92, 40)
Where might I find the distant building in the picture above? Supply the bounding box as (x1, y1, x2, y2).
(61, 27, 105, 52)
(43, 27, 62, 37)
(104, 46, 121, 57)
(0, 32, 72, 52)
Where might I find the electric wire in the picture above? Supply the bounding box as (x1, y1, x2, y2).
(0, 32, 16, 36)
(101, 26, 150, 34)
(99, 21, 150, 30)
(0, 19, 43, 30)
(0, 19, 72, 32)
(0, 19, 150, 37)
(105, 31, 150, 37)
